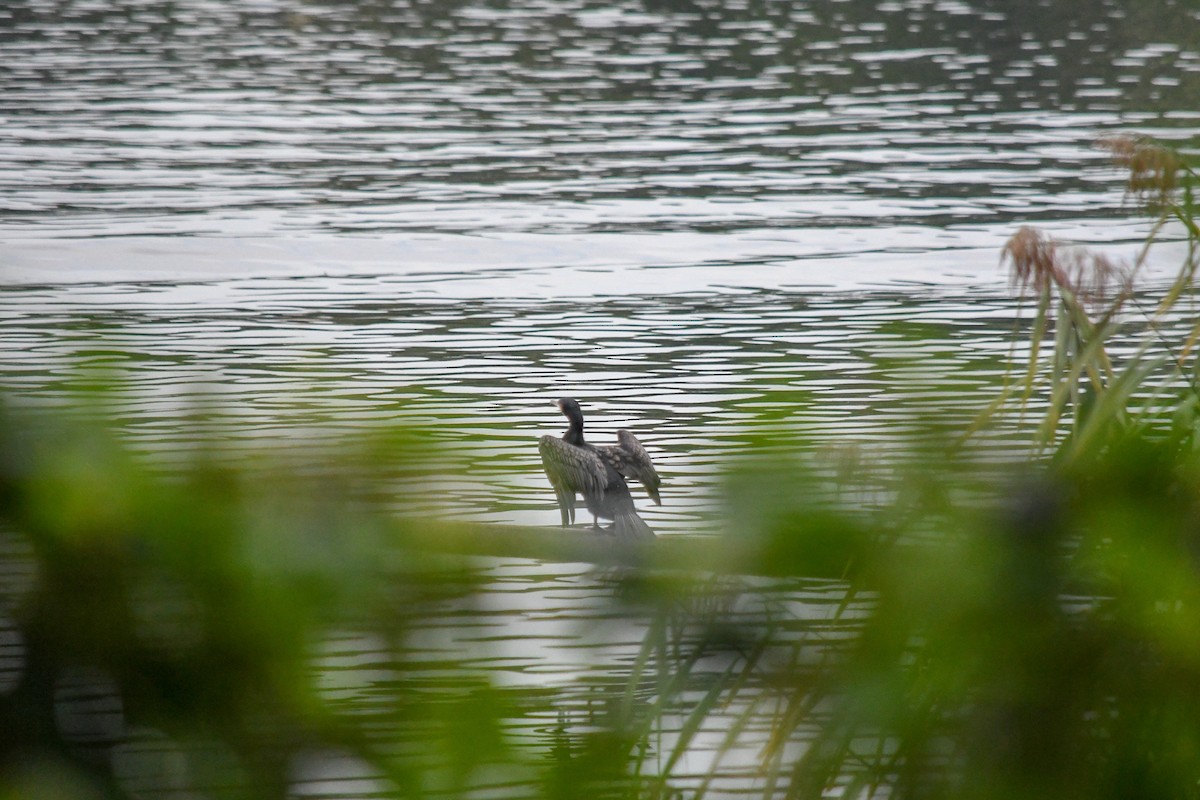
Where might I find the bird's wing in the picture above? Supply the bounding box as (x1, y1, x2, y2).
(609, 429, 662, 505)
(539, 435, 608, 522)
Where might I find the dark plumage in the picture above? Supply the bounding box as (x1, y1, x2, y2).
(604, 429, 662, 506)
(538, 398, 660, 540)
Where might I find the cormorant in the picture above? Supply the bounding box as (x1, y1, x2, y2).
(538, 398, 661, 540)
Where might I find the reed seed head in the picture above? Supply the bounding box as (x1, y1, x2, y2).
(1003, 226, 1059, 296)
(1098, 134, 1181, 208)
(1003, 226, 1131, 305)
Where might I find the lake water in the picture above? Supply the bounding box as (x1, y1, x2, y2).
(2, 0, 1198, 795)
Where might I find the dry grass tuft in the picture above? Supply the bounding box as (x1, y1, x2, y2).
(1002, 226, 1132, 304)
(1098, 134, 1182, 208)
(1003, 226, 1058, 295)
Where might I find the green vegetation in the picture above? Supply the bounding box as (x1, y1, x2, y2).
(2, 137, 1199, 799)
(981, 135, 1200, 462)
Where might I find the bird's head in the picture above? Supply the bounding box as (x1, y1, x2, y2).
(556, 398, 584, 426)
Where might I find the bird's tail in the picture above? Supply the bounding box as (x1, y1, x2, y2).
(612, 511, 655, 541)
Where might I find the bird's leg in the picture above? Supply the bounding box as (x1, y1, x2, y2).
(592, 514, 601, 529)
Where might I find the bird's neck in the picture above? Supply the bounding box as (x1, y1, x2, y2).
(564, 421, 585, 446)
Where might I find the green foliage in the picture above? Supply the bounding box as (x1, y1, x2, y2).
(0, 406, 503, 799)
(979, 137, 1200, 460)
(702, 426, 1200, 799)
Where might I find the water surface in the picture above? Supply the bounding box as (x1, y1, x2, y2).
(2, 0, 1198, 795)
(3, 0, 1197, 285)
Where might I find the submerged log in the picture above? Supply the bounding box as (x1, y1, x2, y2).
(389, 519, 859, 581)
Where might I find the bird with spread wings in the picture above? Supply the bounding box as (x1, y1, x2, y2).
(538, 398, 660, 540)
